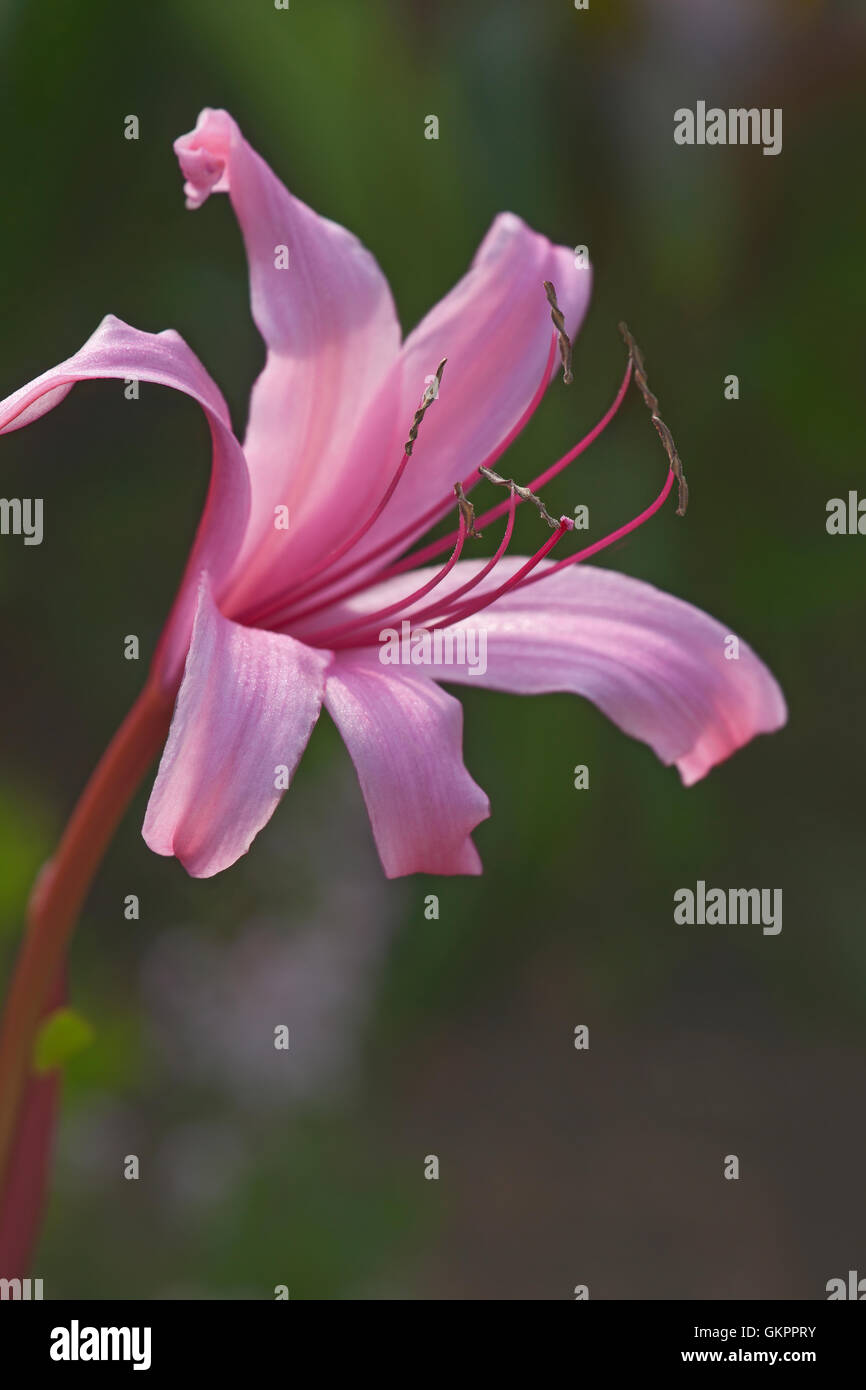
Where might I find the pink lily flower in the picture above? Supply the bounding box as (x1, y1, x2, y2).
(0, 108, 785, 882)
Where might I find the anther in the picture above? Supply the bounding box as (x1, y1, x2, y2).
(454, 481, 481, 539)
(618, 322, 688, 516)
(404, 358, 447, 455)
(544, 280, 573, 384)
(478, 465, 563, 530)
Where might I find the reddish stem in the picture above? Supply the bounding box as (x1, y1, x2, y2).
(0, 678, 173, 1268)
(0, 971, 65, 1277)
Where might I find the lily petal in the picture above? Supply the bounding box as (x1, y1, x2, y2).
(442, 560, 786, 784)
(0, 314, 250, 687)
(143, 578, 330, 877)
(323, 651, 490, 877)
(316, 559, 786, 786)
(174, 108, 401, 611)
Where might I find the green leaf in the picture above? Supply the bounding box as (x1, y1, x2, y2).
(33, 1007, 94, 1074)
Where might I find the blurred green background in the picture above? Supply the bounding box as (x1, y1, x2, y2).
(1, 0, 865, 1298)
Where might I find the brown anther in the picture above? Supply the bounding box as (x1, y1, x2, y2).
(454, 481, 482, 538)
(404, 358, 447, 456)
(478, 465, 561, 531)
(618, 322, 688, 516)
(544, 280, 573, 385)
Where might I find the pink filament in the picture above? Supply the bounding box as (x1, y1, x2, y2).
(516, 466, 676, 591)
(256, 333, 560, 631)
(325, 489, 519, 650)
(425, 515, 573, 632)
(308, 514, 467, 648)
(392, 354, 633, 574)
(238, 341, 666, 652)
(244, 445, 417, 629)
(387, 467, 674, 641)
(373, 333, 560, 580)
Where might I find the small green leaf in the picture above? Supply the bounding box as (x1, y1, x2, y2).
(33, 1007, 94, 1074)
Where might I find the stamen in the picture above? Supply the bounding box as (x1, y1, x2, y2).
(324, 488, 519, 650)
(420, 487, 517, 624)
(241, 358, 447, 629)
(544, 280, 573, 384)
(502, 466, 676, 594)
(454, 481, 481, 539)
(374, 330, 558, 581)
(376, 463, 570, 636)
(404, 358, 447, 455)
(244, 307, 683, 645)
(262, 330, 559, 629)
(478, 465, 561, 530)
(618, 322, 688, 516)
(425, 512, 574, 632)
(376, 486, 520, 639)
(404, 468, 673, 642)
(362, 276, 565, 580)
(413, 336, 687, 623)
(394, 350, 633, 570)
(318, 512, 467, 649)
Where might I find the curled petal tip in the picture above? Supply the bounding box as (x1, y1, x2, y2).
(174, 108, 235, 210)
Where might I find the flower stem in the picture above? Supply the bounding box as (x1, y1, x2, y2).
(0, 679, 173, 1230)
(0, 972, 65, 1277)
